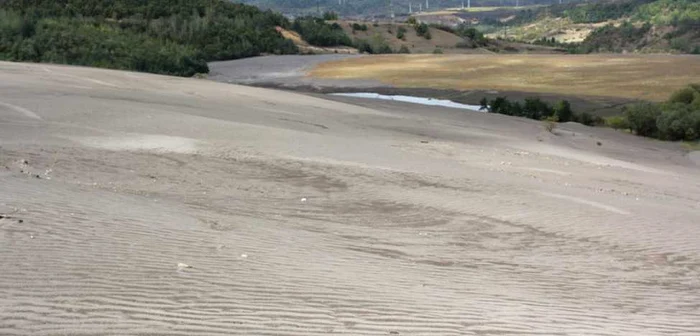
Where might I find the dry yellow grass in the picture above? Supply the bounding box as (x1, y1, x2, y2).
(310, 54, 700, 101)
(278, 27, 307, 46)
(490, 17, 620, 43)
(277, 26, 358, 54)
(338, 21, 474, 54)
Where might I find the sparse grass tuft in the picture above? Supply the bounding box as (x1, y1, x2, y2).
(605, 115, 629, 130)
(543, 116, 558, 134)
(682, 141, 700, 151)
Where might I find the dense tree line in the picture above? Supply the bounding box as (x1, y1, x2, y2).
(241, 0, 564, 17)
(480, 96, 601, 126)
(479, 0, 699, 54)
(0, 0, 298, 76)
(618, 85, 700, 141)
(577, 21, 652, 53)
(292, 16, 352, 47)
(0, 13, 208, 76)
(496, 0, 656, 27)
(562, 0, 656, 24)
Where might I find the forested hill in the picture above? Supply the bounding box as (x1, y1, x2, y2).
(241, 0, 587, 17)
(0, 0, 298, 76)
(503, 0, 700, 53)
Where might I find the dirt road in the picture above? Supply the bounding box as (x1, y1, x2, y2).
(1, 61, 699, 335)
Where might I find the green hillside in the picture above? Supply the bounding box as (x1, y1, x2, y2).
(240, 0, 569, 16)
(489, 0, 700, 53)
(0, 0, 298, 76)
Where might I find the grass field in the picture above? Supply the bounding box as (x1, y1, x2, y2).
(337, 21, 470, 54)
(310, 54, 700, 101)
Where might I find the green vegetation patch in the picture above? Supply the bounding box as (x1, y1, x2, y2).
(480, 96, 600, 126)
(616, 85, 700, 141)
(293, 17, 352, 46)
(0, 0, 299, 76)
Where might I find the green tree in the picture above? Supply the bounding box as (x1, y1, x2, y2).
(415, 22, 429, 37)
(624, 103, 662, 137)
(554, 100, 574, 122)
(488, 97, 510, 114)
(396, 26, 406, 40)
(479, 97, 488, 111)
(523, 97, 553, 120)
(668, 86, 698, 104)
(323, 11, 338, 20)
(656, 103, 700, 141)
(294, 17, 352, 47)
(0, 1, 300, 76)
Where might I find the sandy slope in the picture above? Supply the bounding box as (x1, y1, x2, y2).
(208, 54, 378, 89)
(1, 61, 699, 335)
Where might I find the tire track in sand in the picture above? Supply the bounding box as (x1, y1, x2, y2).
(0, 100, 42, 120)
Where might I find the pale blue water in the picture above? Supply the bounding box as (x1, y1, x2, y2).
(330, 92, 484, 111)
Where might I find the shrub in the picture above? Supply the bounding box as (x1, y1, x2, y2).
(354, 38, 372, 53)
(605, 116, 630, 130)
(668, 86, 698, 104)
(354, 34, 393, 54)
(295, 17, 353, 47)
(656, 103, 700, 141)
(670, 37, 692, 53)
(574, 112, 593, 126)
(396, 26, 407, 40)
(611, 85, 700, 142)
(351, 23, 368, 31)
(624, 102, 662, 137)
(458, 26, 488, 46)
(415, 22, 430, 38)
(433, 48, 443, 54)
(397, 45, 410, 53)
(323, 11, 338, 20)
(554, 100, 574, 122)
(544, 116, 559, 133)
(407, 17, 417, 25)
(523, 97, 554, 120)
(456, 40, 475, 48)
(692, 92, 700, 109)
(430, 24, 455, 34)
(579, 21, 652, 53)
(479, 97, 489, 111)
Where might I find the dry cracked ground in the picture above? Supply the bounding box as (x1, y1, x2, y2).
(1, 61, 700, 335)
